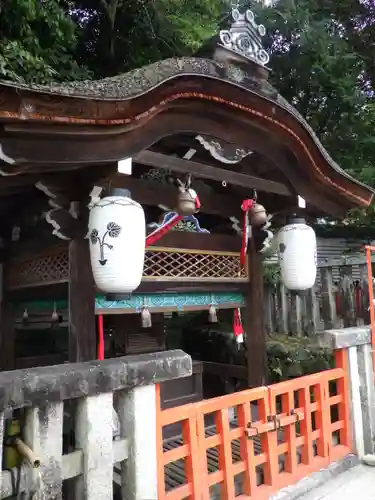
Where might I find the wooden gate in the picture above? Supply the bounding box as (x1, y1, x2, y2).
(156, 351, 351, 500)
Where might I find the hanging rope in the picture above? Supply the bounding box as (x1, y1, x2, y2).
(240, 199, 254, 267)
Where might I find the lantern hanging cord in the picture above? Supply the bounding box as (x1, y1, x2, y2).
(253, 189, 257, 202)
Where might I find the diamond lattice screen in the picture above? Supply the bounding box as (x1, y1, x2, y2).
(6, 247, 247, 289)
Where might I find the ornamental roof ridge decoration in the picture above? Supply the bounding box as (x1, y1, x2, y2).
(219, 8, 270, 67)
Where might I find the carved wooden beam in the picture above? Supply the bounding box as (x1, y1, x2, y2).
(99, 174, 243, 218)
(134, 150, 291, 196)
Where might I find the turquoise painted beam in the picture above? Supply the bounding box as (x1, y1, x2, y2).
(13, 292, 245, 314)
(95, 292, 245, 313)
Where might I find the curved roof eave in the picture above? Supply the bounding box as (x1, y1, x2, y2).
(0, 56, 373, 210)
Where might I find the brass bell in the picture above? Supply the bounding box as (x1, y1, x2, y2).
(250, 203, 267, 227)
(176, 189, 197, 216)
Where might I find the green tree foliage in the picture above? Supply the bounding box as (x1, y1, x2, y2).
(1, 0, 375, 227)
(251, 0, 375, 226)
(0, 0, 89, 83)
(70, 0, 227, 78)
(253, 0, 375, 183)
(68, 0, 375, 202)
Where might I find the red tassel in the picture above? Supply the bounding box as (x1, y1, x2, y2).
(240, 199, 253, 268)
(191, 191, 201, 210)
(233, 308, 244, 344)
(98, 314, 105, 360)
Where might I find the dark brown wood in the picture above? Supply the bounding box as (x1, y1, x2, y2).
(15, 354, 66, 369)
(7, 232, 241, 258)
(0, 72, 372, 212)
(160, 361, 203, 439)
(44, 209, 81, 240)
(0, 111, 271, 166)
(202, 361, 247, 380)
(161, 361, 203, 408)
(276, 154, 348, 219)
(103, 174, 242, 218)
(68, 234, 96, 362)
(245, 233, 267, 387)
(150, 231, 242, 252)
(136, 281, 247, 294)
(0, 106, 365, 214)
(0, 174, 38, 193)
(0, 301, 16, 371)
(135, 150, 291, 196)
(7, 237, 68, 259)
(7, 282, 68, 302)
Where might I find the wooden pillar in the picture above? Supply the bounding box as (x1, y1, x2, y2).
(68, 231, 96, 362)
(289, 293, 303, 336)
(245, 236, 267, 388)
(320, 267, 338, 329)
(276, 283, 288, 333)
(0, 302, 15, 371)
(0, 252, 16, 371)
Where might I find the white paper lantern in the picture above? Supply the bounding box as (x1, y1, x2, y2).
(277, 217, 317, 291)
(88, 190, 145, 293)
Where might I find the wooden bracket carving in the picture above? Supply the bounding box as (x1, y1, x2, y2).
(35, 180, 81, 240)
(0, 143, 16, 169)
(35, 179, 105, 240)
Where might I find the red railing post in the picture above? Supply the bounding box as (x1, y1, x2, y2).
(334, 349, 351, 449)
(155, 384, 166, 500)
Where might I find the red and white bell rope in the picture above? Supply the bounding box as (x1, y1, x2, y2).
(240, 199, 254, 268)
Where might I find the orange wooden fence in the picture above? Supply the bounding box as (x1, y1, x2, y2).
(156, 351, 351, 500)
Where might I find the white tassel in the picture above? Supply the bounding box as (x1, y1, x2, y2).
(22, 308, 28, 323)
(236, 333, 244, 344)
(208, 304, 218, 323)
(141, 306, 152, 328)
(51, 302, 59, 322)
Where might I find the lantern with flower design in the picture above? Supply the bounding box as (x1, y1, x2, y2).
(88, 188, 146, 293)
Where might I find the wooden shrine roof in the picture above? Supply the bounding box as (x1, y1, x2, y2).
(0, 10, 373, 227)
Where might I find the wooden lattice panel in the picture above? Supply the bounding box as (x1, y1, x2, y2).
(6, 248, 69, 290)
(6, 245, 247, 290)
(143, 247, 247, 281)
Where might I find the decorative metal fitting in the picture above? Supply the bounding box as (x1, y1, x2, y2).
(246, 421, 260, 439)
(219, 8, 270, 67)
(290, 409, 300, 423)
(268, 414, 281, 431)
